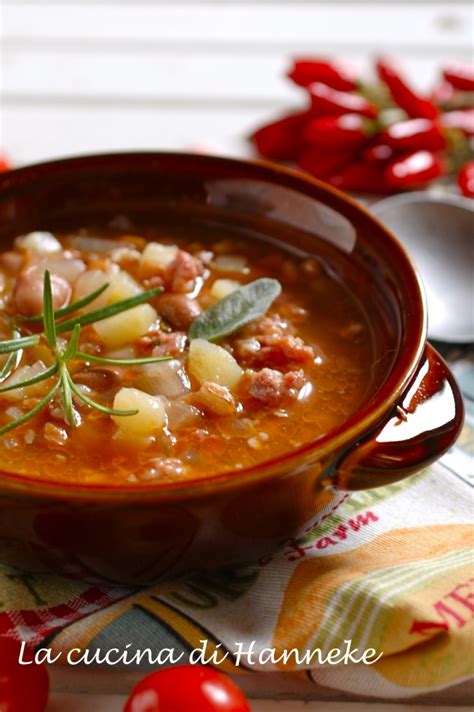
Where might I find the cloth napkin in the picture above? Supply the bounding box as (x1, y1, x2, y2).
(0, 347, 472, 700)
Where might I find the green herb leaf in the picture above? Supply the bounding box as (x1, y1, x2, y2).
(59, 363, 76, 427)
(0, 334, 40, 354)
(188, 278, 282, 342)
(20, 282, 110, 324)
(43, 270, 57, 349)
(56, 285, 163, 334)
(74, 351, 172, 367)
(62, 324, 81, 361)
(66, 371, 138, 417)
(0, 363, 58, 394)
(0, 380, 60, 436)
(0, 328, 23, 380)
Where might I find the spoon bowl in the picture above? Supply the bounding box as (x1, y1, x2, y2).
(372, 192, 474, 343)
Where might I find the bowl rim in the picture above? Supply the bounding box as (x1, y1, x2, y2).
(0, 151, 427, 500)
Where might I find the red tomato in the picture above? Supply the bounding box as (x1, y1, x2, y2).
(123, 665, 251, 712)
(0, 154, 11, 172)
(0, 637, 49, 712)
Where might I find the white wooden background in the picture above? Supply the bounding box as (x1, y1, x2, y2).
(0, 1, 473, 166)
(1, 2, 473, 709)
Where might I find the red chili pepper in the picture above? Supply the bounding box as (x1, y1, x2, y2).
(308, 82, 377, 118)
(440, 109, 474, 137)
(442, 63, 474, 92)
(431, 81, 456, 106)
(384, 150, 443, 189)
(381, 118, 446, 152)
(457, 161, 474, 197)
(326, 161, 393, 193)
(303, 114, 376, 148)
(288, 58, 358, 91)
(376, 59, 439, 119)
(251, 110, 310, 160)
(362, 142, 396, 163)
(297, 146, 355, 178)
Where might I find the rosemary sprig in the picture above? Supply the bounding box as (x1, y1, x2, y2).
(0, 328, 24, 381)
(0, 271, 169, 437)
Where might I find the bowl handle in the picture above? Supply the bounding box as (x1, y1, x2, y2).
(333, 344, 464, 490)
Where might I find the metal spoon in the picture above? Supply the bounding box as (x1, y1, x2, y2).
(371, 192, 474, 343)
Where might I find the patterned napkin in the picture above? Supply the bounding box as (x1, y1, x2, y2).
(0, 346, 471, 699)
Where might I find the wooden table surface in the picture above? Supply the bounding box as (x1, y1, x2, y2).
(2, 1, 473, 709)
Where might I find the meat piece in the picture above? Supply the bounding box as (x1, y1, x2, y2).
(245, 367, 306, 407)
(157, 293, 202, 330)
(151, 331, 187, 357)
(13, 266, 71, 317)
(240, 313, 289, 337)
(164, 250, 204, 293)
(235, 334, 314, 368)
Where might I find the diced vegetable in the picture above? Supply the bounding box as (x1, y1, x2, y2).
(0, 361, 50, 401)
(15, 232, 62, 255)
(73, 269, 109, 311)
(135, 359, 191, 399)
(167, 400, 202, 429)
(112, 387, 167, 435)
(213, 255, 248, 273)
(210, 279, 241, 301)
(140, 242, 179, 276)
(94, 303, 157, 348)
(73, 268, 143, 313)
(105, 270, 143, 304)
(188, 339, 243, 390)
(191, 381, 237, 416)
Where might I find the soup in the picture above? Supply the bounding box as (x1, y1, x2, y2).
(0, 222, 375, 485)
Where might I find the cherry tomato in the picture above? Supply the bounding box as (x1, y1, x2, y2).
(0, 637, 49, 712)
(123, 664, 251, 712)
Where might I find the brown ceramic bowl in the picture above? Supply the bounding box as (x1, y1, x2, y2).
(0, 153, 464, 585)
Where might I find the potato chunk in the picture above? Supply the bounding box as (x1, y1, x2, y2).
(210, 279, 241, 301)
(139, 242, 179, 276)
(15, 231, 62, 255)
(94, 303, 157, 348)
(105, 270, 143, 304)
(188, 339, 243, 390)
(73, 268, 142, 313)
(112, 387, 167, 435)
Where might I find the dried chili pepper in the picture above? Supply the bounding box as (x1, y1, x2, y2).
(384, 150, 444, 189)
(440, 109, 474, 137)
(303, 114, 377, 148)
(457, 161, 474, 197)
(376, 59, 439, 119)
(326, 161, 393, 193)
(287, 58, 358, 91)
(308, 82, 377, 118)
(251, 111, 310, 161)
(442, 64, 474, 92)
(297, 146, 355, 178)
(362, 142, 396, 163)
(381, 118, 446, 152)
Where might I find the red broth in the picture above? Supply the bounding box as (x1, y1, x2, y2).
(0, 222, 377, 485)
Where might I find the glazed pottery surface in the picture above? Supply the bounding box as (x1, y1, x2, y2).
(0, 154, 464, 584)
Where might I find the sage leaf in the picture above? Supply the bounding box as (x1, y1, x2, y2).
(188, 278, 282, 342)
